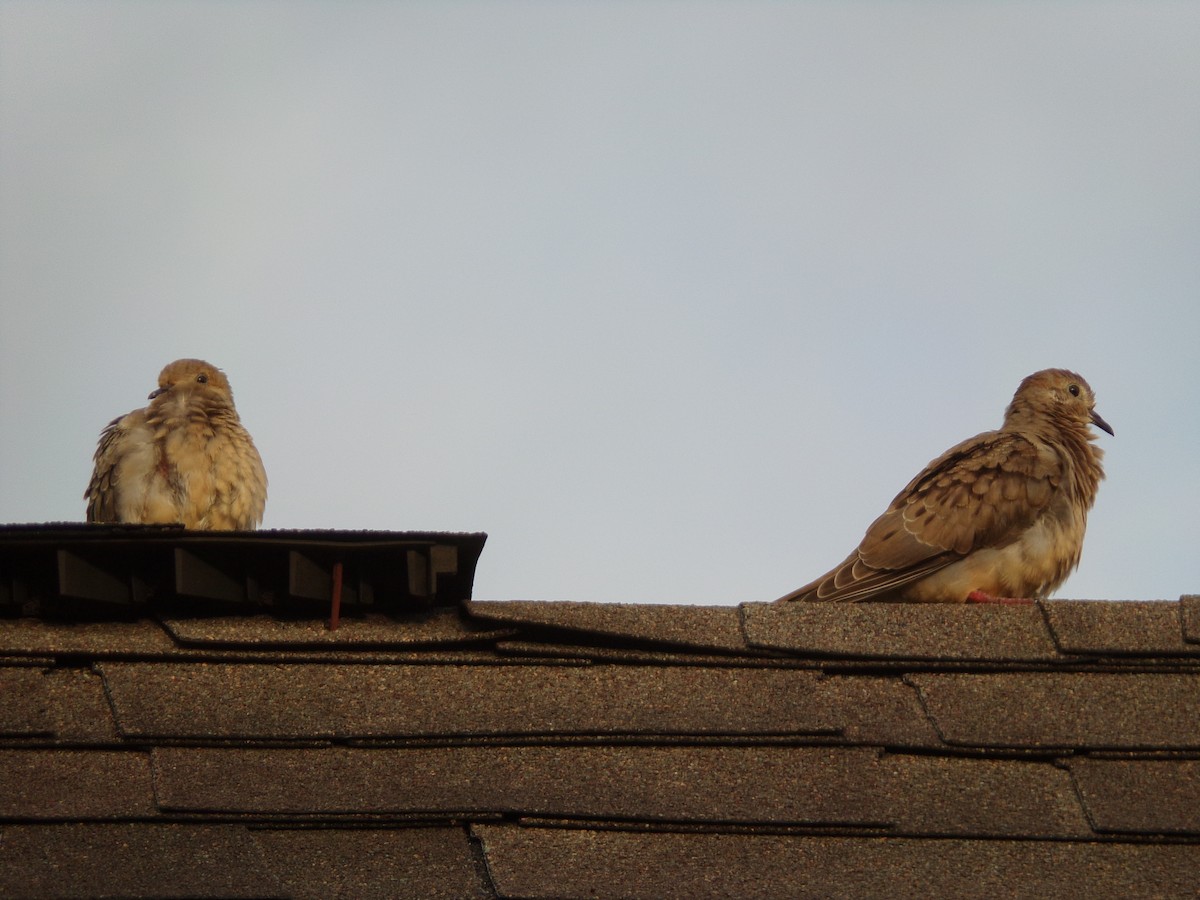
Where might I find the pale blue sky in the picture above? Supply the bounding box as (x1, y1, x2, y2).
(2, 2, 1197, 603)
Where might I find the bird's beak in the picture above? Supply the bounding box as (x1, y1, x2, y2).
(1091, 409, 1114, 436)
(148, 387, 166, 400)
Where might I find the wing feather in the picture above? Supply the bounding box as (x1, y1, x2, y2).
(778, 430, 1063, 602)
(84, 411, 145, 523)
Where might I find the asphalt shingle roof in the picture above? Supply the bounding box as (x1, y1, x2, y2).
(1, 524, 1197, 898)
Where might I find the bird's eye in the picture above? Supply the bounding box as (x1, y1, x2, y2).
(1068, 384, 1080, 397)
(196, 373, 208, 384)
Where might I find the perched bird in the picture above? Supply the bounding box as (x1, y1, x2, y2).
(85, 359, 267, 530)
(776, 369, 1112, 604)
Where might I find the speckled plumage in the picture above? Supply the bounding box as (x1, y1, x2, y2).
(777, 369, 1112, 603)
(85, 359, 267, 530)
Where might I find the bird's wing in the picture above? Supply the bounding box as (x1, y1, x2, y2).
(84, 411, 143, 523)
(778, 430, 1063, 602)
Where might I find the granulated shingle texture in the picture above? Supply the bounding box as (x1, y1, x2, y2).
(1, 526, 1198, 898)
(472, 828, 1200, 900)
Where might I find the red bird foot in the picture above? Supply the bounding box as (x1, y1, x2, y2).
(966, 590, 1035, 605)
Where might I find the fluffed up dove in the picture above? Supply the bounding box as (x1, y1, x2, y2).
(776, 368, 1112, 604)
(85, 359, 267, 530)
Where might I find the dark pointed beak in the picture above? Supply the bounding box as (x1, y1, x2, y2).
(1091, 409, 1114, 436)
(148, 387, 166, 400)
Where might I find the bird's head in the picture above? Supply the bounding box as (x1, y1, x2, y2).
(1005, 368, 1113, 439)
(149, 359, 236, 410)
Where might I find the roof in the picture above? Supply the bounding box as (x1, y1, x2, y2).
(1, 524, 1199, 898)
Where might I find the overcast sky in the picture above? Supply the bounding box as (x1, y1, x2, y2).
(2, 2, 1197, 604)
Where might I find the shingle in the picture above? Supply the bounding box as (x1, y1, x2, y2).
(493, 640, 792, 667)
(0, 616, 515, 665)
(1043, 600, 1197, 656)
(741, 602, 1060, 661)
(153, 745, 1091, 838)
(910, 672, 1200, 749)
(1068, 757, 1200, 834)
(1182, 594, 1200, 643)
(153, 745, 891, 826)
(99, 662, 839, 740)
(0, 618, 177, 657)
(815, 676, 943, 748)
(0, 824, 282, 899)
(0, 667, 51, 736)
(472, 826, 1200, 900)
(0, 750, 156, 818)
(253, 826, 490, 900)
(42, 666, 122, 743)
(160, 610, 515, 649)
(468, 600, 752, 653)
(180, 648, 524, 666)
(880, 754, 1091, 837)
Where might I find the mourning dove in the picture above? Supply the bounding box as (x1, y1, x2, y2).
(85, 359, 267, 530)
(776, 369, 1112, 604)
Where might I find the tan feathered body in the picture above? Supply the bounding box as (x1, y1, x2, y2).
(777, 369, 1111, 603)
(85, 359, 267, 530)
